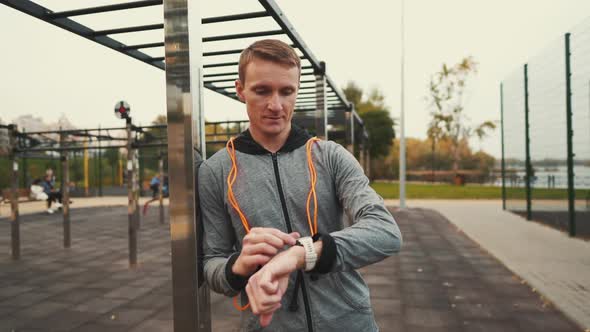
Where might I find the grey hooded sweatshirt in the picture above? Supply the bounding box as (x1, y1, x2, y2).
(199, 125, 402, 332)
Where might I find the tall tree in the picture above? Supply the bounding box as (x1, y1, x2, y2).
(426, 57, 496, 173)
(343, 82, 396, 160)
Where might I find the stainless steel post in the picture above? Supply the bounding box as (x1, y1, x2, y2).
(98, 126, 103, 197)
(159, 152, 164, 224)
(60, 132, 71, 248)
(315, 61, 328, 139)
(9, 125, 20, 260)
(163, 0, 210, 330)
(126, 119, 137, 266)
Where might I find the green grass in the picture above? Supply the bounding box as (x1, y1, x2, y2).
(370, 181, 590, 200)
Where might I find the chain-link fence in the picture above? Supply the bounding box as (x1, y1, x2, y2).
(501, 17, 590, 238)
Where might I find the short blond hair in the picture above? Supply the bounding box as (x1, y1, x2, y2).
(238, 39, 301, 83)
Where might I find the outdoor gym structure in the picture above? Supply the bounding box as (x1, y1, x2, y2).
(0, 1, 369, 331)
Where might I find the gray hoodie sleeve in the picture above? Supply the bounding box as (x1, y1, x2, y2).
(326, 142, 402, 271)
(199, 162, 243, 297)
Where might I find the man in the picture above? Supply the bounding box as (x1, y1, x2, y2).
(199, 39, 402, 331)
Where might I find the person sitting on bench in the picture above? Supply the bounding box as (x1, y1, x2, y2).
(41, 174, 62, 214)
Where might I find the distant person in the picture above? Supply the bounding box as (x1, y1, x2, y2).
(150, 174, 161, 199)
(42, 174, 62, 214)
(143, 173, 167, 216)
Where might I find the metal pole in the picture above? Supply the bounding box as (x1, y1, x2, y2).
(564, 33, 576, 237)
(9, 125, 20, 260)
(159, 152, 164, 224)
(350, 106, 355, 155)
(84, 141, 89, 196)
(138, 146, 144, 197)
(126, 118, 137, 266)
(22, 129, 27, 189)
(164, 0, 210, 329)
(399, 0, 407, 208)
(98, 126, 103, 196)
(315, 61, 328, 139)
(134, 148, 141, 229)
(366, 148, 371, 180)
(524, 64, 532, 220)
(60, 132, 71, 248)
(359, 140, 366, 174)
(501, 83, 506, 210)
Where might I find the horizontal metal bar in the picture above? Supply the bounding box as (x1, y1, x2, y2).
(151, 57, 165, 62)
(202, 11, 269, 24)
(203, 48, 244, 57)
(203, 71, 238, 78)
(297, 96, 340, 101)
(297, 91, 337, 96)
(203, 78, 237, 84)
(203, 43, 297, 57)
(203, 68, 308, 78)
(23, 126, 127, 135)
(139, 124, 167, 129)
(203, 61, 238, 68)
(210, 84, 235, 89)
(121, 42, 164, 50)
(15, 145, 128, 153)
(133, 143, 167, 148)
(203, 29, 283, 42)
(93, 23, 163, 36)
(45, 0, 162, 19)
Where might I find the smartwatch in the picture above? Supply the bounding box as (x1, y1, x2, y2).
(296, 236, 317, 271)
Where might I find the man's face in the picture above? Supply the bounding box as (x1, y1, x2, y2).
(236, 58, 299, 138)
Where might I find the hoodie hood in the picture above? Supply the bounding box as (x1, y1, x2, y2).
(233, 123, 312, 155)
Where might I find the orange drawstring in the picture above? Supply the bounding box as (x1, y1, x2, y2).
(305, 137, 320, 235)
(226, 138, 251, 234)
(226, 136, 321, 312)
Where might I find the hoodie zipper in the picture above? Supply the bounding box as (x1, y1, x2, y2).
(271, 152, 314, 332)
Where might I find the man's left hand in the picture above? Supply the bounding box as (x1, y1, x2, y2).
(245, 246, 304, 327)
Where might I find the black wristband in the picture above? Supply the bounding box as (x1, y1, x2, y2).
(225, 253, 249, 291)
(309, 233, 337, 274)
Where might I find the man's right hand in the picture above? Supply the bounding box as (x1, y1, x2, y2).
(232, 227, 300, 277)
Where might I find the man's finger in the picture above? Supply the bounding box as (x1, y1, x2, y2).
(248, 232, 284, 248)
(252, 228, 298, 246)
(259, 312, 275, 327)
(245, 283, 259, 315)
(242, 243, 278, 256)
(243, 254, 271, 268)
(259, 276, 279, 294)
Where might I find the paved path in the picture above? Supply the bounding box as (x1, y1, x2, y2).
(0, 203, 583, 331)
(389, 199, 590, 331)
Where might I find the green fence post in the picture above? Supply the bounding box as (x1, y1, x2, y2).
(501, 83, 506, 210)
(524, 64, 532, 220)
(564, 33, 576, 237)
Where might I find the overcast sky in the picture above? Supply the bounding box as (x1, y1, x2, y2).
(1, 0, 590, 157)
